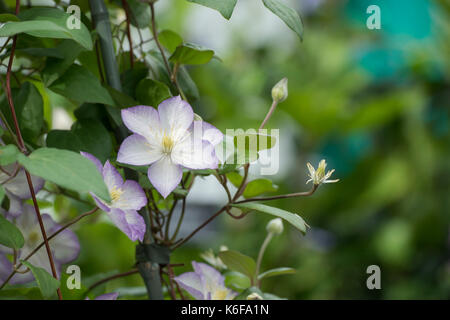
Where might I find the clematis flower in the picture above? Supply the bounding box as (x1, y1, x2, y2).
(117, 96, 223, 198)
(86, 292, 119, 300)
(0, 204, 80, 285)
(306, 159, 339, 185)
(0, 164, 44, 217)
(81, 152, 147, 242)
(174, 261, 237, 300)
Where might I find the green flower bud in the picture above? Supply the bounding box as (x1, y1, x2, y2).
(271, 77, 288, 102)
(266, 218, 284, 235)
(247, 292, 264, 300)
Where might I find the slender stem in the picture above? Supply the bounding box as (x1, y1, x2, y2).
(169, 197, 186, 242)
(171, 206, 227, 250)
(0, 207, 99, 290)
(255, 232, 273, 286)
(121, 0, 134, 69)
(166, 264, 177, 300)
(259, 100, 279, 130)
(85, 268, 139, 295)
(149, 3, 170, 76)
(164, 199, 178, 241)
(233, 164, 249, 201)
(235, 184, 318, 204)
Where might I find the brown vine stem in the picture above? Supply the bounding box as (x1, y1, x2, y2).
(85, 268, 139, 295)
(121, 0, 134, 69)
(3, 0, 62, 300)
(234, 184, 318, 204)
(0, 207, 99, 291)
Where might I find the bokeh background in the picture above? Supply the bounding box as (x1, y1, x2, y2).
(13, 0, 449, 299)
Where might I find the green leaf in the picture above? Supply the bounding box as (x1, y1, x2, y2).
(218, 250, 256, 281)
(159, 30, 183, 53)
(233, 132, 277, 152)
(42, 40, 85, 86)
(0, 13, 20, 22)
(0, 214, 24, 249)
(262, 0, 304, 41)
(169, 43, 214, 65)
(136, 78, 172, 107)
(258, 267, 296, 280)
(224, 271, 251, 290)
(0, 8, 92, 50)
(231, 203, 308, 234)
(47, 120, 113, 163)
(233, 286, 264, 300)
(106, 85, 139, 108)
(243, 179, 278, 198)
(226, 171, 243, 188)
(21, 260, 60, 300)
(127, 0, 151, 29)
(0, 144, 20, 166)
(17, 148, 111, 202)
(0, 185, 4, 204)
(17, 47, 64, 59)
(49, 65, 115, 106)
(187, 0, 237, 19)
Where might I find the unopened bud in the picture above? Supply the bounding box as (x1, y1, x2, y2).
(247, 292, 263, 300)
(271, 77, 288, 102)
(266, 218, 284, 235)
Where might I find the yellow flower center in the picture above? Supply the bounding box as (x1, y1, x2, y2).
(162, 134, 174, 154)
(28, 231, 40, 246)
(211, 289, 228, 300)
(110, 186, 124, 203)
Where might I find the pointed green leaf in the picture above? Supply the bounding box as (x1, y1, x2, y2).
(218, 250, 256, 281)
(17, 148, 110, 202)
(258, 267, 296, 280)
(231, 202, 308, 234)
(169, 43, 214, 65)
(0, 144, 20, 166)
(0, 214, 24, 249)
(21, 261, 60, 300)
(135, 79, 172, 107)
(243, 179, 278, 198)
(159, 30, 183, 53)
(262, 0, 304, 41)
(187, 0, 237, 19)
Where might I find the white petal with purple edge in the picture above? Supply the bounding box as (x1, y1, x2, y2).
(117, 134, 163, 166)
(198, 121, 223, 146)
(94, 292, 119, 300)
(172, 138, 218, 170)
(147, 157, 183, 198)
(108, 208, 145, 241)
(114, 180, 146, 210)
(43, 214, 80, 264)
(103, 161, 124, 190)
(121, 106, 161, 140)
(158, 96, 194, 142)
(174, 272, 205, 300)
(193, 262, 225, 287)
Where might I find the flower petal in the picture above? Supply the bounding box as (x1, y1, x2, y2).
(172, 138, 219, 170)
(174, 272, 205, 300)
(198, 121, 223, 146)
(43, 214, 80, 264)
(94, 292, 119, 300)
(91, 192, 111, 212)
(192, 262, 225, 287)
(147, 157, 182, 198)
(2, 166, 44, 200)
(103, 160, 123, 190)
(108, 208, 145, 242)
(117, 134, 163, 166)
(158, 96, 193, 142)
(114, 180, 147, 210)
(80, 151, 103, 173)
(121, 105, 161, 140)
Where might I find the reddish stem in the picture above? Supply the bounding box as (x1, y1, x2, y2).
(121, 0, 134, 69)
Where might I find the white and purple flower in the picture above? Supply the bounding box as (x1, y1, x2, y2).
(81, 152, 147, 242)
(86, 292, 119, 300)
(0, 204, 80, 285)
(117, 96, 223, 198)
(174, 261, 237, 300)
(0, 164, 44, 217)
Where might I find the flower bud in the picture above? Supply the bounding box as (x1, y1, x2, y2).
(271, 77, 288, 102)
(266, 218, 284, 235)
(247, 292, 263, 300)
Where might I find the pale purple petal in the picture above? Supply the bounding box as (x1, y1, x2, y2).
(117, 134, 163, 166)
(108, 208, 145, 242)
(5, 191, 24, 217)
(121, 106, 161, 140)
(91, 192, 111, 212)
(94, 292, 119, 300)
(80, 151, 103, 173)
(172, 138, 219, 170)
(198, 121, 223, 146)
(193, 262, 225, 287)
(102, 161, 123, 190)
(114, 180, 146, 210)
(147, 157, 182, 199)
(158, 96, 193, 142)
(174, 272, 205, 300)
(2, 166, 44, 200)
(0, 254, 12, 283)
